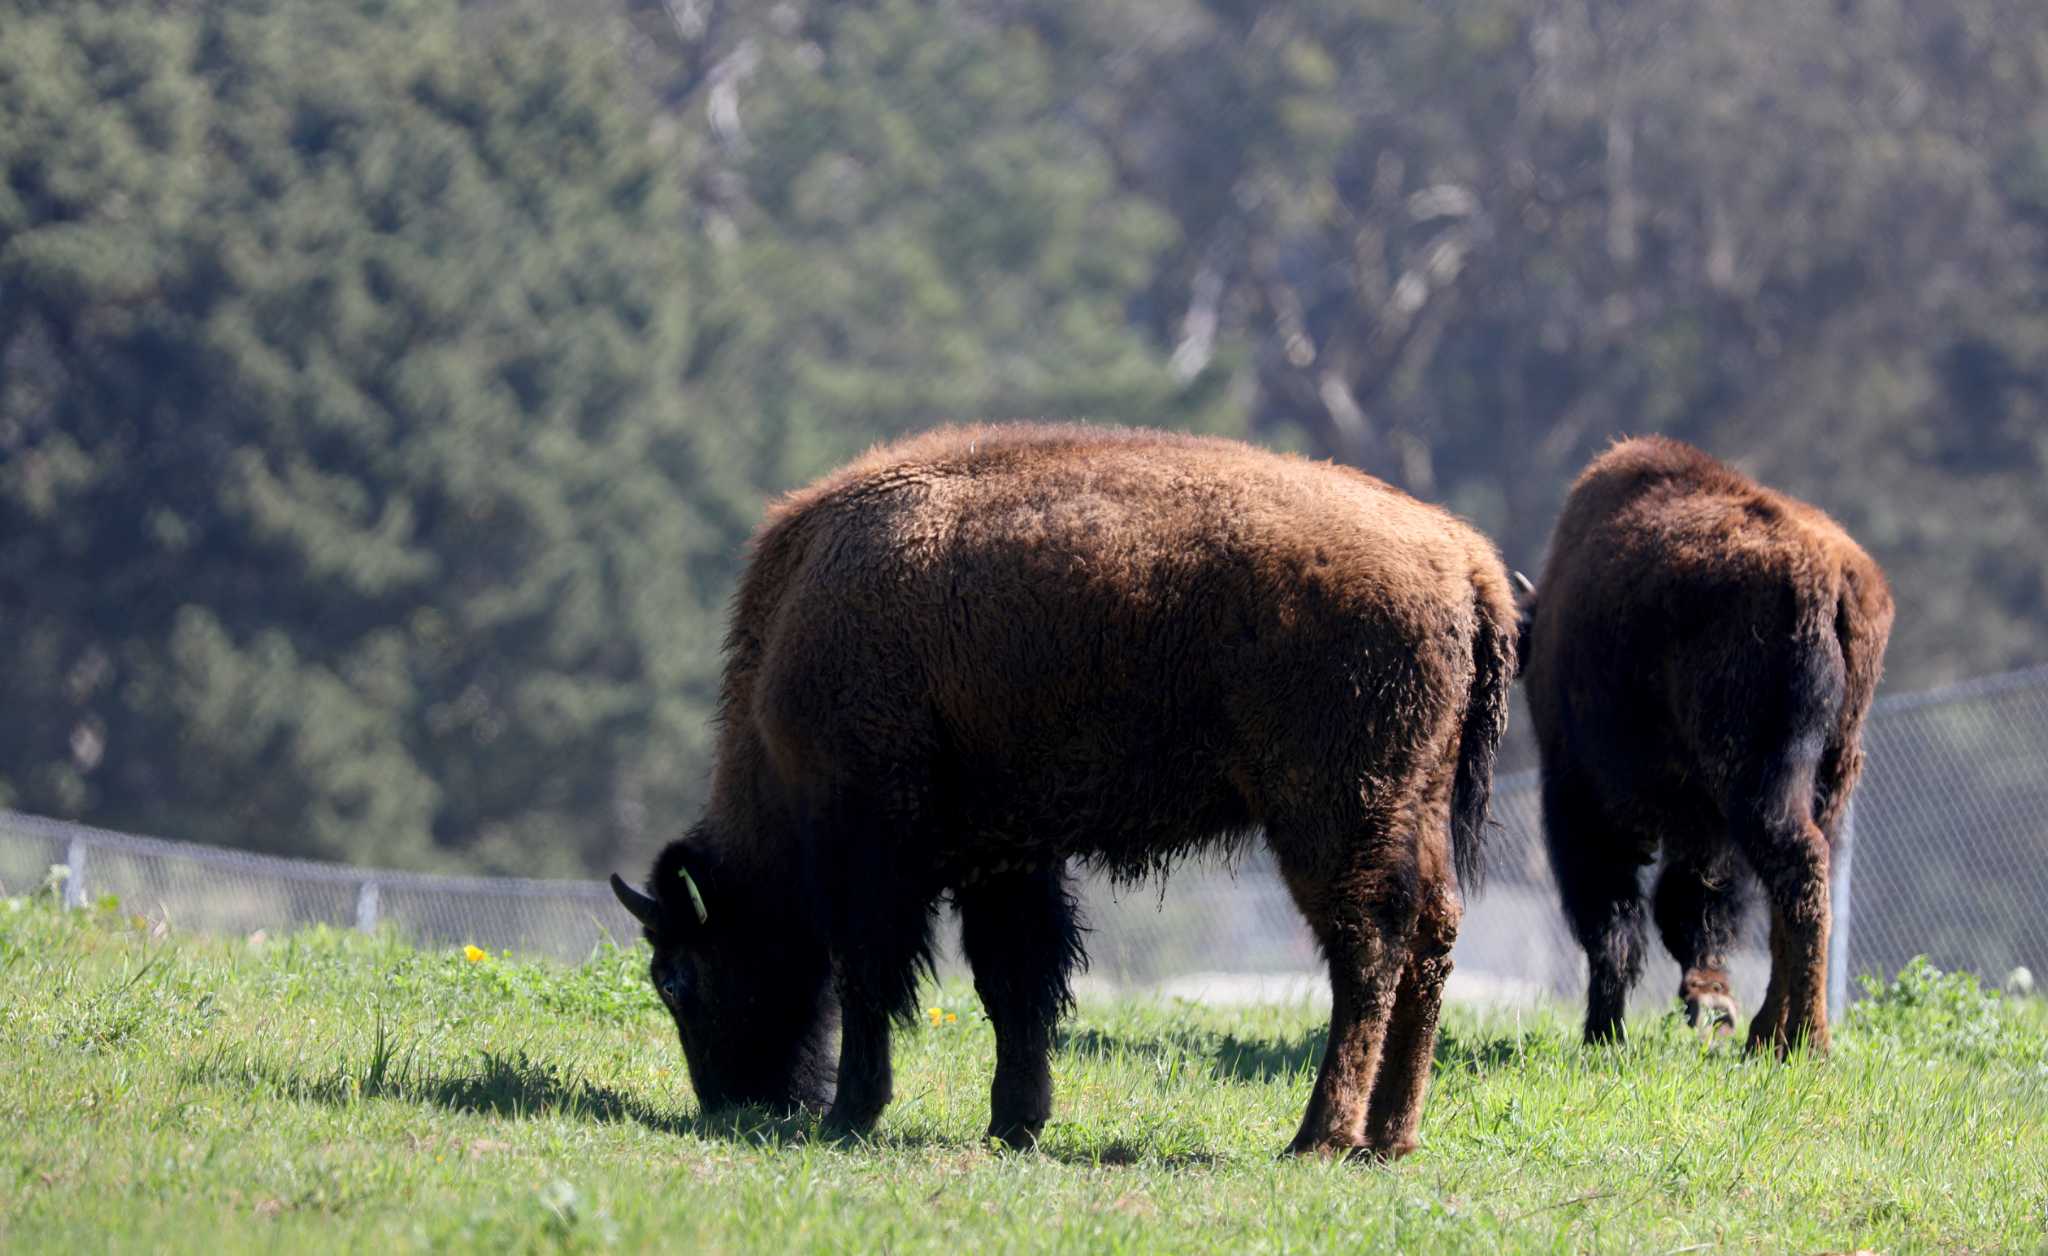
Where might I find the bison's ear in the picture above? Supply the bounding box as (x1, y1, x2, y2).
(610, 874, 662, 931)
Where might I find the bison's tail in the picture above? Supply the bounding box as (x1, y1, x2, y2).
(1812, 561, 1894, 840)
(1452, 574, 1518, 896)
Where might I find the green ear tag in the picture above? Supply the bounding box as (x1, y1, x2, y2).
(677, 866, 708, 926)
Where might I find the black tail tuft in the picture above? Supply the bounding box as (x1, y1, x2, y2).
(1452, 582, 1517, 895)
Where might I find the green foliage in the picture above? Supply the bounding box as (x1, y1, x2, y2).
(0, 0, 1232, 875)
(2, 907, 2046, 1252)
(5, 0, 2048, 877)
(689, 0, 1238, 488)
(1025, 0, 2048, 693)
(0, 0, 715, 872)
(1843, 956, 2047, 1068)
(444, 940, 662, 1022)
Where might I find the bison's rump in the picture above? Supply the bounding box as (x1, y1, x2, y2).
(737, 428, 1499, 847)
(1525, 437, 1889, 823)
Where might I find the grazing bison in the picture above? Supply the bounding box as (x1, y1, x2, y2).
(1518, 436, 1893, 1055)
(609, 422, 1517, 1159)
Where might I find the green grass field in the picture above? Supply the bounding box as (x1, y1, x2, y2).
(3, 888, 2044, 1254)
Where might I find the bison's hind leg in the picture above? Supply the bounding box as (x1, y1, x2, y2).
(1269, 816, 1419, 1160)
(1727, 772, 1834, 1058)
(1542, 769, 1650, 1044)
(1715, 625, 1846, 1059)
(1651, 849, 1749, 1038)
(955, 863, 1087, 1150)
(1361, 871, 1461, 1162)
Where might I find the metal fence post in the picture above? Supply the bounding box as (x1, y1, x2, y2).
(1828, 795, 1856, 1014)
(63, 837, 88, 909)
(356, 880, 380, 934)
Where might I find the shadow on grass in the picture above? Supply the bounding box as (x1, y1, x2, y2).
(1040, 1140, 1230, 1170)
(1060, 1024, 1322, 1084)
(183, 1047, 1239, 1163)
(1048, 1139, 1220, 1163)
(1059, 1021, 1529, 1084)
(181, 1045, 820, 1145)
(184, 1036, 1255, 1165)
(1432, 1031, 1535, 1073)
(183, 1015, 1534, 1161)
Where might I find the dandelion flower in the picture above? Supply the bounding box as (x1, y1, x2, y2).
(463, 944, 487, 963)
(945, 1012, 958, 1024)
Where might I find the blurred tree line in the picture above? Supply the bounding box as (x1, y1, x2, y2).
(2, 0, 2043, 874)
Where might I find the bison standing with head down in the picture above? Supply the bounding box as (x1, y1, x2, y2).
(611, 422, 1518, 1160)
(1519, 436, 1893, 1055)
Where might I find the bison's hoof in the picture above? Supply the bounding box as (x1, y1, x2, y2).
(1753, 1024, 1835, 1049)
(985, 1119, 1046, 1152)
(820, 1106, 884, 1143)
(1583, 1023, 1626, 1047)
(1283, 1135, 1392, 1163)
(1360, 1137, 1417, 1164)
(1685, 992, 1740, 1040)
(1743, 1024, 1830, 1061)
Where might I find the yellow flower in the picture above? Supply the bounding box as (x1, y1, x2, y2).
(945, 1012, 958, 1024)
(463, 944, 487, 963)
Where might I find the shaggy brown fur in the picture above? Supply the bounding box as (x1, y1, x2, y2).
(612, 422, 1518, 1159)
(1519, 436, 1893, 1055)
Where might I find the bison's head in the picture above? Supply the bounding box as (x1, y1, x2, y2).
(610, 839, 837, 1116)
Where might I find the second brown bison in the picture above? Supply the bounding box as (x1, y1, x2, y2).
(612, 422, 1517, 1159)
(1519, 436, 1893, 1054)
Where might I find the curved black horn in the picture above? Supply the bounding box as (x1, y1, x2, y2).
(609, 873, 661, 929)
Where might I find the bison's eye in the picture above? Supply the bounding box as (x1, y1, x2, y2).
(658, 970, 684, 1006)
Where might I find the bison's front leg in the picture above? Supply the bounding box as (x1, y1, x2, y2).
(957, 865, 1085, 1149)
(1543, 771, 1650, 1045)
(822, 993, 894, 1138)
(811, 785, 941, 1140)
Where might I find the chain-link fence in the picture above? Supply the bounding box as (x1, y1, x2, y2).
(5, 665, 2044, 1010)
(0, 811, 630, 965)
